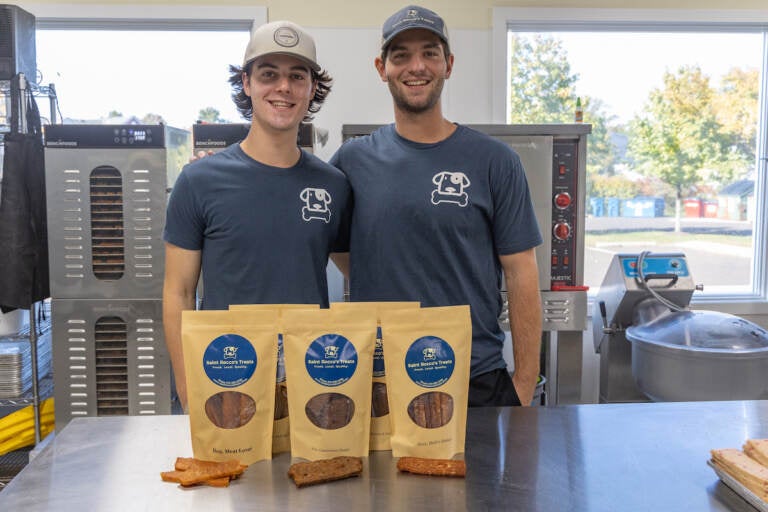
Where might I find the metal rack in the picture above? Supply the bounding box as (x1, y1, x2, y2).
(0, 72, 58, 457)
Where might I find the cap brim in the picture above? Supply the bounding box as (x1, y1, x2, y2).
(381, 26, 448, 50)
(244, 51, 321, 73)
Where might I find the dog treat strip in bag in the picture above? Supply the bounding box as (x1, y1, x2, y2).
(330, 301, 420, 451)
(229, 304, 319, 455)
(182, 309, 279, 465)
(379, 305, 471, 460)
(282, 307, 377, 461)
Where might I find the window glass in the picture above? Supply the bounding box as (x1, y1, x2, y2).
(35, 30, 248, 130)
(507, 30, 763, 295)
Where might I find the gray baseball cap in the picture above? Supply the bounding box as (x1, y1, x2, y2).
(381, 5, 449, 50)
(242, 20, 320, 72)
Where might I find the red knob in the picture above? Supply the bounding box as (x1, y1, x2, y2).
(553, 222, 571, 241)
(554, 192, 572, 209)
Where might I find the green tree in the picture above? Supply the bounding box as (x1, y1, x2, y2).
(198, 107, 223, 123)
(507, 35, 618, 186)
(142, 113, 165, 124)
(712, 67, 758, 178)
(508, 34, 578, 123)
(627, 65, 726, 231)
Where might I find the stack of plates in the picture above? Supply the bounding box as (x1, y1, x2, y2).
(0, 326, 52, 399)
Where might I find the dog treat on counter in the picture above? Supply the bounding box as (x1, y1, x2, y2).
(287, 456, 363, 488)
(397, 456, 466, 477)
(161, 457, 248, 488)
(305, 392, 355, 430)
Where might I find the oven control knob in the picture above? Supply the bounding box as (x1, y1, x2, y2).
(554, 192, 572, 209)
(553, 222, 571, 241)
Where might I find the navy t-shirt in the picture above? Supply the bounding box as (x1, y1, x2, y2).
(330, 124, 542, 378)
(164, 143, 351, 309)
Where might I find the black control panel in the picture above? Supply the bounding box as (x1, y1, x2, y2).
(44, 124, 167, 148)
(550, 140, 580, 288)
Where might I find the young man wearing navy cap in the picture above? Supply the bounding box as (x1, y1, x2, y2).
(163, 20, 351, 409)
(330, 6, 543, 406)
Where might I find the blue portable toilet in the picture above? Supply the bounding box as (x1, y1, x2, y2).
(606, 197, 621, 217)
(589, 197, 604, 217)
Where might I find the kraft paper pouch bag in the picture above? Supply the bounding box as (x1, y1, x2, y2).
(330, 301, 420, 451)
(229, 304, 319, 455)
(182, 309, 279, 464)
(282, 307, 377, 461)
(379, 305, 471, 460)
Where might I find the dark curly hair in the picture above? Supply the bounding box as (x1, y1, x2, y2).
(228, 61, 332, 123)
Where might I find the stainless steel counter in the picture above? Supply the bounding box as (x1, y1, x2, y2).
(1, 401, 767, 511)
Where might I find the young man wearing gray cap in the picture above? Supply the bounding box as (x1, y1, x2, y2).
(163, 20, 351, 409)
(330, 6, 543, 406)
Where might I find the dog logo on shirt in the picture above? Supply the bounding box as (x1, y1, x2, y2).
(431, 171, 470, 207)
(300, 187, 332, 223)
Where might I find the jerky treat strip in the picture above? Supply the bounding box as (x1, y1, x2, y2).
(205, 391, 256, 429)
(287, 456, 363, 488)
(305, 393, 355, 430)
(274, 384, 289, 420)
(371, 382, 389, 418)
(161, 458, 248, 487)
(408, 392, 454, 429)
(397, 457, 466, 478)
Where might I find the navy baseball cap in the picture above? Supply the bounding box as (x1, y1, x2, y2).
(381, 5, 449, 50)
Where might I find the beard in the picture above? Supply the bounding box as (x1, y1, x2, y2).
(387, 76, 445, 114)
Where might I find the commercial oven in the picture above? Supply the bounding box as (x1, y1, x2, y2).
(340, 124, 591, 404)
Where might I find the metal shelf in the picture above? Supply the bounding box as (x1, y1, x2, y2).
(0, 374, 53, 408)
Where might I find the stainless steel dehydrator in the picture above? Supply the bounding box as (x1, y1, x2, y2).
(44, 124, 190, 428)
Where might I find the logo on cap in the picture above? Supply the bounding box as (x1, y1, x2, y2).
(274, 26, 299, 48)
(408, 9, 418, 16)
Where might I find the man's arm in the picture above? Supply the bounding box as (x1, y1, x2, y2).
(330, 252, 350, 280)
(500, 249, 542, 406)
(162, 242, 202, 411)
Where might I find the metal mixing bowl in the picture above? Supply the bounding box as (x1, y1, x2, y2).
(626, 310, 768, 402)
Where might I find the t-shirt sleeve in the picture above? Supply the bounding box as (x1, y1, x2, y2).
(162, 169, 204, 250)
(491, 149, 543, 255)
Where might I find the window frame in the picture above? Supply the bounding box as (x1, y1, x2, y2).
(493, 8, 768, 315)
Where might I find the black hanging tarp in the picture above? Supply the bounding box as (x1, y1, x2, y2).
(0, 78, 50, 312)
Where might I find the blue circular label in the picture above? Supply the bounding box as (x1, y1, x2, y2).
(203, 334, 257, 388)
(373, 326, 385, 377)
(405, 336, 455, 388)
(305, 334, 358, 387)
